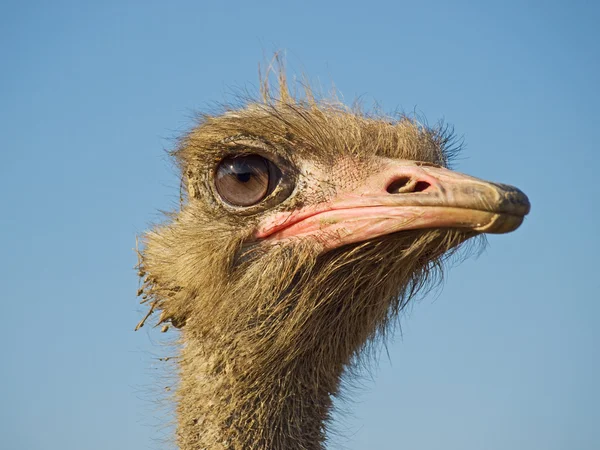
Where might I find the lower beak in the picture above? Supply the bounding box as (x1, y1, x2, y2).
(257, 160, 530, 250)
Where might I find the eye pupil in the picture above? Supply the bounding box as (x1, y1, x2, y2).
(215, 154, 277, 207)
(237, 173, 251, 183)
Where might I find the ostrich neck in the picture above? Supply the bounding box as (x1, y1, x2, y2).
(170, 241, 412, 449)
(176, 331, 343, 450)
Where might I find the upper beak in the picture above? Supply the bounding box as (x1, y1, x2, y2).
(257, 159, 530, 250)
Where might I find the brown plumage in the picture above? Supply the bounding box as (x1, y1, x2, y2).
(137, 63, 530, 450)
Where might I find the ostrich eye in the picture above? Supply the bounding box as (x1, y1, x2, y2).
(214, 154, 281, 207)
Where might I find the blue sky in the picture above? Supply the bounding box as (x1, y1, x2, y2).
(1, 1, 598, 449)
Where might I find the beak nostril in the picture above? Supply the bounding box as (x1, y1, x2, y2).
(387, 177, 431, 194)
(386, 177, 412, 194)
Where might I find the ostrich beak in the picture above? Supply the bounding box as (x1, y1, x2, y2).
(257, 159, 530, 251)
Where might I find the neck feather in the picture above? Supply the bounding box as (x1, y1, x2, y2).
(176, 331, 343, 450)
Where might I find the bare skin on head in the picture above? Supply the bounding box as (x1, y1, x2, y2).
(137, 66, 530, 450)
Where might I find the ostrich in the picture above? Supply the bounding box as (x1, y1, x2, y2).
(137, 66, 530, 450)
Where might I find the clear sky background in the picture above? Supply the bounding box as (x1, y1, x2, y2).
(1, 1, 598, 449)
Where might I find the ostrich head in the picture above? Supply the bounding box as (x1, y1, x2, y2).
(137, 68, 529, 450)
